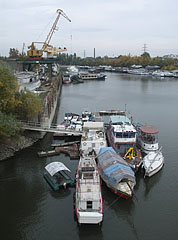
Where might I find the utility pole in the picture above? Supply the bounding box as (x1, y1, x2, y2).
(94, 48, 96, 58)
(84, 50, 86, 58)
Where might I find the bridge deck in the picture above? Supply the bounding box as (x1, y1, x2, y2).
(19, 120, 83, 136)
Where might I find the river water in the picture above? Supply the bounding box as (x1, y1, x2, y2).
(0, 72, 177, 240)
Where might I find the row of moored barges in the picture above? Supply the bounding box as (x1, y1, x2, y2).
(43, 110, 164, 225)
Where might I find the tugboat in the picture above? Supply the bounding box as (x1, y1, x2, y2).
(75, 154, 103, 224)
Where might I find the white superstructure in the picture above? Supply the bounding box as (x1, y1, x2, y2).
(75, 155, 103, 224)
(80, 121, 107, 155)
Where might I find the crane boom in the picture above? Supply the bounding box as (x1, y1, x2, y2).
(27, 9, 71, 58)
(42, 9, 71, 51)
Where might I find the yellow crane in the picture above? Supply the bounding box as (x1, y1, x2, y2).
(27, 9, 71, 58)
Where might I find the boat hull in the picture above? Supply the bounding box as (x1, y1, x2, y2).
(143, 152, 164, 177)
(144, 161, 164, 177)
(106, 183, 132, 199)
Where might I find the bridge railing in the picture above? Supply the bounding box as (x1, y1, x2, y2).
(18, 120, 84, 135)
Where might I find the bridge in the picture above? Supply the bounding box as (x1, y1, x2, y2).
(19, 120, 83, 136)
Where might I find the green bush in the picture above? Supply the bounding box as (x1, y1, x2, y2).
(0, 112, 20, 137)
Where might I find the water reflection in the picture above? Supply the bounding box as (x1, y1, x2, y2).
(102, 183, 139, 240)
(77, 223, 104, 240)
(143, 169, 163, 199)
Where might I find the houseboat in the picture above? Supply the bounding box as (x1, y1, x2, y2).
(78, 73, 106, 81)
(75, 154, 103, 224)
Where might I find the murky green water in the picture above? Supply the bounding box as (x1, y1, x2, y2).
(0, 72, 177, 240)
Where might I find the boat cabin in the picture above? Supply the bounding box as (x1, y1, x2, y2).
(81, 122, 107, 155)
(137, 126, 159, 153)
(43, 162, 73, 190)
(109, 116, 136, 143)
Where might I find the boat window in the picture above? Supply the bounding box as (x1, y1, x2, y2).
(123, 132, 129, 138)
(87, 201, 92, 209)
(116, 132, 122, 138)
(83, 173, 93, 179)
(142, 133, 158, 144)
(129, 132, 136, 138)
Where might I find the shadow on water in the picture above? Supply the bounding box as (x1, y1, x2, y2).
(101, 183, 140, 240)
(143, 169, 163, 199)
(77, 223, 104, 240)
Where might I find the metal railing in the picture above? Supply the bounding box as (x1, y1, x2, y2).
(18, 120, 84, 135)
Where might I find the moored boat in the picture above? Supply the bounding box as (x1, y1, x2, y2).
(43, 162, 74, 190)
(97, 147, 136, 199)
(107, 115, 142, 170)
(75, 154, 103, 224)
(78, 73, 106, 80)
(143, 149, 164, 177)
(136, 125, 159, 154)
(80, 121, 107, 155)
(136, 125, 164, 177)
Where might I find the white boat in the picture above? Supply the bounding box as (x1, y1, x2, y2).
(152, 70, 173, 78)
(136, 125, 164, 177)
(66, 65, 79, 75)
(15, 71, 41, 91)
(75, 154, 103, 224)
(107, 115, 142, 169)
(97, 147, 136, 199)
(80, 121, 107, 155)
(136, 125, 159, 154)
(143, 149, 164, 177)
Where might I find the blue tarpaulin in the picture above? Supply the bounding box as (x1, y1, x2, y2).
(97, 148, 136, 184)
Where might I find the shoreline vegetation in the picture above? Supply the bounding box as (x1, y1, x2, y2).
(0, 61, 42, 160)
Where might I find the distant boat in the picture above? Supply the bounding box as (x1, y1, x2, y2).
(99, 109, 125, 116)
(62, 73, 71, 84)
(75, 154, 103, 224)
(78, 73, 106, 80)
(43, 162, 74, 190)
(97, 147, 136, 199)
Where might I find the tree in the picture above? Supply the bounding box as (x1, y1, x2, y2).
(0, 112, 20, 137)
(0, 61, 19, 113)
(14, 90, 43, 119)
(9, 48, 20, 58)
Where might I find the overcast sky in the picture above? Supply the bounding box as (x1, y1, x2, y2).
(0, 0, 178, 58)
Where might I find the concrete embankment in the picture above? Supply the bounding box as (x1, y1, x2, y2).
(0, 72, 63, 161)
